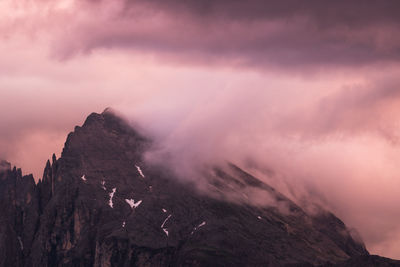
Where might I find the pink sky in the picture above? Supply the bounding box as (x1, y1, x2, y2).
(1, 0, 400, 259)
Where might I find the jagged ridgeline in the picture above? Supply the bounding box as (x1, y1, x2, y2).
(0, 110, 399, 267)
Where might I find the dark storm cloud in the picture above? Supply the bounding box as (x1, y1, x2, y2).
(125, 0, 400, 25)
(55, 0, 400, 68)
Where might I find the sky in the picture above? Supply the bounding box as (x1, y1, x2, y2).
(1, 0, 400, 259)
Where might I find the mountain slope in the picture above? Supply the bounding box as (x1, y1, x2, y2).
(0, 110, 399, 266)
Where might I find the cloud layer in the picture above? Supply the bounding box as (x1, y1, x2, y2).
(4, 0, 400, 68)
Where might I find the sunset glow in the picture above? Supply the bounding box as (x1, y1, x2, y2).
(1, 0, 400, 260)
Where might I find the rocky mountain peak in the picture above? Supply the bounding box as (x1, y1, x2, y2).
(0, 111, 398, 266)
(0, 160, 11, 172)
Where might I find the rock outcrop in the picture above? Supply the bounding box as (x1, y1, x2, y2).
(0, 110, 399, 266)
(0, 161, 39, 267)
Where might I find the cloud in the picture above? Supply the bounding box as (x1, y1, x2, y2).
(3, 0, 400, 69)
(275, 72, 400, 142)
(118, 70, 400, 259)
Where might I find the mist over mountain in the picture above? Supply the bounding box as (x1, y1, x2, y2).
(2, 0, 400, 263)
(0, 110, 399, 266)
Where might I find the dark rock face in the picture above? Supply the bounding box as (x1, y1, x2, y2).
(1, 110, 399, 266)
(0, 161, 39, 267)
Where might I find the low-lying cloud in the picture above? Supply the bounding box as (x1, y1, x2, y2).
(129, 80, 400, 258)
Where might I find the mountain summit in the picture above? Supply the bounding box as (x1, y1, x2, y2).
(0, 110, 399, 266)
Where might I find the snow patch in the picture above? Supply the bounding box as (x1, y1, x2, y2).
(81, 175, 86, 181)
(17, 236, 23, 250)
(135, 165, 145, 178)
(125, 199, 142, 209)
(161, 214, 172, 236)
(109, 188, 116, 208)
(191, 221, 206, 235)
(257, 216, 262, 220)
(162, 208, 167, 213)
(101, 180, 106, 190)
(122, 221, 126, 228)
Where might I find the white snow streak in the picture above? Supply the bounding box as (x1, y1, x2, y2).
(191, 221, 207, 235)
(125, 199, 142, 209)
(101, 180, 106, 190)
(257, 216, 262, 220)
(163, 228, 169, 236)
(17, 236, 23, 250)
(135, 165, 145, 178)
(109, 188, 116, 208)
(81, 175, 86, 181)
(161, 214, 172, 236)
(162, 208, 167, 213)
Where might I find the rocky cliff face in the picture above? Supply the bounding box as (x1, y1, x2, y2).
(0, 110, 399, 267)
(0, 161, 39, 267)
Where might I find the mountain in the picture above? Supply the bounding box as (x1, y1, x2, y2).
(0, 110, 399, 267)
